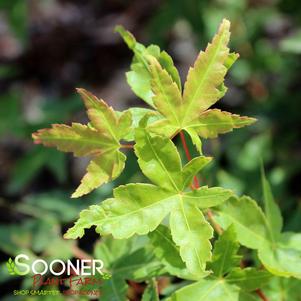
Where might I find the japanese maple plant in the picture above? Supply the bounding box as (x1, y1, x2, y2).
(32, 19, 301, 300)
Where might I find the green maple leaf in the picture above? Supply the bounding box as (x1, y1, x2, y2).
(115, 25, 181, 108)
(93, 236, 164, 301)
(214, 168, 301, 279)
(167, 226, 271, 301)
(65, 125, 233, 278)
(32, 89, 132, 198)
(118, 19, 256, 153)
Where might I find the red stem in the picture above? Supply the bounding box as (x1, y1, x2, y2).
(256, 289, 269, 301)
(207, 209, 223, 235)
(121, 144, 134, 149)
(179, 131, 199, 189)
(179, 131, 192, 161)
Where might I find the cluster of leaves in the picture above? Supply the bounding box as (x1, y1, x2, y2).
(32, 19, 301, 300)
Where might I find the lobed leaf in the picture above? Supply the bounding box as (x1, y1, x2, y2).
(33, 89, 132, 197)
(116, 20, 255, 157)
(66, 132, 232, 276)
(215, 195, 301, 279)
(144, 19, 256, 154)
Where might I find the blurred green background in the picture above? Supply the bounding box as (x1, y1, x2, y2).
(0, 0, 300, 300)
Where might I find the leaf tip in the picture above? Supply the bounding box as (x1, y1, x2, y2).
(221, 18, 231, 30)
(63, 227, 81, 240)
(114, 24, 124, 34)
(76, 87, 89, 98)
(71, 183, 90, 198)
(246, 117, 257, 125)
(70, 192, 79, 199)
(75, 87, 84, 94)
(63, 232, 72, 240)
(32, 132, 40, 144)
(114, 25, 136, 49)
(207, 156, 213, 162)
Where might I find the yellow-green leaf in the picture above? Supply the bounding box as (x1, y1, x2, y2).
(66, 132, 232, 277)
(181, 19, 231, 122)
(33, 89, 132, 197)
(215, 196, 301, 279)
(144, 19, 255, 154)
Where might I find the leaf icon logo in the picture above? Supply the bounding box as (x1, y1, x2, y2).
(6, 258, 23, 276)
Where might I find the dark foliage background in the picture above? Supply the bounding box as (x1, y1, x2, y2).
(0, 0, 300, 300)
